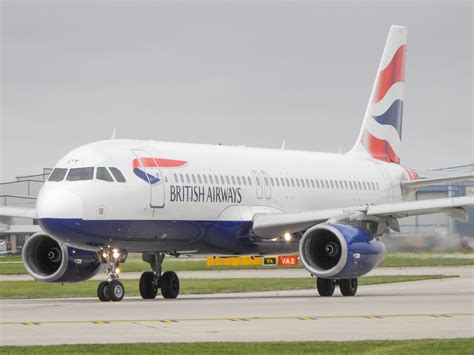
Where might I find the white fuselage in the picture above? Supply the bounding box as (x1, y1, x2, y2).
(36, 139, 413, 254)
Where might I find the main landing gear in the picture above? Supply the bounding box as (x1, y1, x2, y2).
(139, 253, 180, 300)
(97, 248, 127, 302)
(316, 277, 358, 297)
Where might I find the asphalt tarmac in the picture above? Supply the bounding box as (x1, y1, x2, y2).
(1, 266, 473, 345)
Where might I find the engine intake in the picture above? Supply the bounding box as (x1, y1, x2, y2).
(23, 233, 103, 283)
(299, 223, 386, 279)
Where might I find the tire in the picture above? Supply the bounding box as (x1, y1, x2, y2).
(339, 278, 358, 296)
(140, 271, 158, 299)
(97, 281, 111, 302)
(316, 278, 336, 297)
(161, 271, 180, 299)
(108, 280, 125, 302)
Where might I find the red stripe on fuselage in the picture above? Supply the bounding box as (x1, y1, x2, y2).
(373, 44, 406, 103)
(132, 158, 187, 169)
(362, 131, 400, 164)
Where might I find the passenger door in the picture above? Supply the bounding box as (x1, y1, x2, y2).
(252, 170, 263, 199)
(132, 149, 165, 208)
(260, 170, 271, 199)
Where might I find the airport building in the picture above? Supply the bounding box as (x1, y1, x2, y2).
(1, 166, 473, 255)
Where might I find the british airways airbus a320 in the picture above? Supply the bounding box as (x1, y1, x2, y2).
(2, 26, 473, 302)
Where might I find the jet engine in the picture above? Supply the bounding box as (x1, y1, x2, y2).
(299, 223, 386, 279)
(22, 233, 103, 282)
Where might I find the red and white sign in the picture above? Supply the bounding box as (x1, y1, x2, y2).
(278, 255, 298, 266)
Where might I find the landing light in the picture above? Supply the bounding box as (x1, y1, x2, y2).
(284, 233, 292, 242)
(112, 249, 120, 259)
(115, 268, 120, 274)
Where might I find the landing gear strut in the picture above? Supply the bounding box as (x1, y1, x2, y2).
(139, 253, 180, 300)
(316, 277, 358, 297)
(97, 248, 126, 302)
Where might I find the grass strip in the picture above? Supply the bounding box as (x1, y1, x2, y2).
(1, 254, 472, 275)
(1, 339, 473, 354)
(0, 275, 454, 299)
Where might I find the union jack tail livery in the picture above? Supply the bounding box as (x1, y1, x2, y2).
(350, 25, 407, 164)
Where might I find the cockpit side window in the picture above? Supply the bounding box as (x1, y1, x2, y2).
(96, 167, 114, 182)
(66, 167, 94, 181)
(48, 168, 68, 182)
(109, 167, 126, 182)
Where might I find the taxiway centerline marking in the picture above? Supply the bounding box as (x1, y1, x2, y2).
(2, 313, 472, 326)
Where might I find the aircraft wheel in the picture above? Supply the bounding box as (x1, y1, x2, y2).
(161, 271, 180, 299)
(97, 281, 111, 302)
(316, 278, 336, 297)
(339, 278, 358, 296)
(140, 271, 158, 299)
(108, 280, 125, 302)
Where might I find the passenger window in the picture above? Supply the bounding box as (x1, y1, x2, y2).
(358, 181, 362, 190)
(237, 176, 241, 185)
(67, 167, 94, 181)
(191, 174, 196, 184)
(376, 182, 380, 190)
(264, 177, 269, 186)
(231, 176, 236, 185)
(334, 181, 339, 189)
(311, 179, 315, 188)
(242, 176, 246, 185)
(362, 182, 367, 190)
(270, 177, 274, 186)
(202, 175, 207, 184)
(300, 179, 305, 188)
(97, 167, 113, 182)
(186, 174, 190, 183)
(197, 174, 202, 184)
(48, 168, 68, 182)
(209, 175, 213, 184)
(248, 176, 252, 186)
(314, 180, 319, 188)
(296, 179, 300, 188)
(220, 175, 225, 185)
(330, 180, 335, 189)
(215, 175, 219, 184)
(180, 174, 184, 183)
(344, 181, 349, 189)
(290, 178, 295, 187)
(174, 173, 178, 183)
(275, 178, 280, 187)
(226, 176, 230, 185)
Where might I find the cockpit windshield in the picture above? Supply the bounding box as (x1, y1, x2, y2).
(48, 168, 68, 182)
(66, 167, 94, 181)
(48, 166, 126, 182)
(109, 167, 126, 182)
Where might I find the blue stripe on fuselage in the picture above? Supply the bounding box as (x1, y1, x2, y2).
(38, 218, 299, 255)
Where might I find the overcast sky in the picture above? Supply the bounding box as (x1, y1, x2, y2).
(1, 0, 473, 181)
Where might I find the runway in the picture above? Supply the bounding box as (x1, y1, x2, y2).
(1, 268, 473, 345)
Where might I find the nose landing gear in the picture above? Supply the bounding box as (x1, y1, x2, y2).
(97, 248, 127, 302)
(139, 253, 180, 300)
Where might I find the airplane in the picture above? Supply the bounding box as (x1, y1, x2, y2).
(1, 25, 473, 302)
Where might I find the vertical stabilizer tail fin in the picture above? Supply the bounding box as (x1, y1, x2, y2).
(349, 25, 407, 164)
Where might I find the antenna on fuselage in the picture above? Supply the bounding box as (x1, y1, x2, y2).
(111, 128, 117, 140)
(281, 138, 286, 150)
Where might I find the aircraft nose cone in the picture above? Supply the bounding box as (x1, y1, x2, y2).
(36, 188, 83, 219)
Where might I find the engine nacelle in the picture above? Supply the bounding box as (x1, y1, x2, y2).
(22, 233, 104, 283)
(299, 223, 386, 279)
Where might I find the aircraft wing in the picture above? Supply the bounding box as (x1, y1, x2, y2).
(252, 196, 474, 238)
(400, 173, 474, 189)
(0, 206, 37, 220)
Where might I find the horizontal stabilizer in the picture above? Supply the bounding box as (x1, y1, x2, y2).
(401, 174, 474, 189)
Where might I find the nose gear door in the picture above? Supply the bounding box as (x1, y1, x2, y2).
(132, 149, 165, 208)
